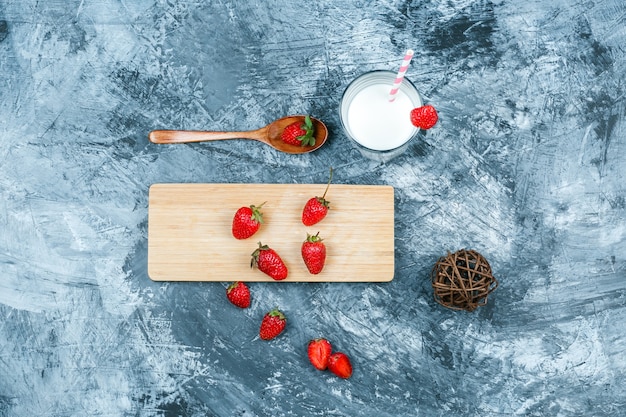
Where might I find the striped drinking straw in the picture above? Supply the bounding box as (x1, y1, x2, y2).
(388, 49, 414, 102)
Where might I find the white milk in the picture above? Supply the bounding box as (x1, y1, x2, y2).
(346, 83, 416, 151)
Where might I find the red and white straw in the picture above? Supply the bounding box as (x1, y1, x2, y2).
(388, 49, 414, 102)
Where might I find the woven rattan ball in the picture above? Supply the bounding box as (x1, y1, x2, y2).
(431, 249, 498, 311)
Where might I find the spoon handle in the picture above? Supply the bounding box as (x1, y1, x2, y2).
(148, 129, 266, 144)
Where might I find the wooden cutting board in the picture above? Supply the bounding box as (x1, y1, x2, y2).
(147, 183, 395, 282)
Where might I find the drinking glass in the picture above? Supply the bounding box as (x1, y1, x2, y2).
(339, 70, 423, 162)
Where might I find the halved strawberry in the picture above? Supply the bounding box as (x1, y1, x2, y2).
(307, 338, 332, 370)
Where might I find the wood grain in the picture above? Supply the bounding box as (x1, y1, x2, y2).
(147, 183, 395, 282)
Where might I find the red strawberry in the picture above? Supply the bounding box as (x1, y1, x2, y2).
(409, 105, 438, 129)
(232, 202, 265, 240)
(301, 232, 326, 275)
(327, 352, 353, 379)
(226, 281, 250, 308)
(307, 338, 332, 370)
(259, 308, 287, 340)
(251, 242, 288, 280)
(281, 115, 316, 146)
(302, 167, 333, 226)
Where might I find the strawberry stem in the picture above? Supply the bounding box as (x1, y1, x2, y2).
(321, 167, 333, 199)
(250, 201, 267, 223)
(306, 232, 323, 243)
(250, 241, 269, 268)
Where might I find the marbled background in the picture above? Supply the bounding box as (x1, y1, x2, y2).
(1, 1, 625, 416)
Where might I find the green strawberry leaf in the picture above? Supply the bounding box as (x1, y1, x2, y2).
(297, 115, 316, 147)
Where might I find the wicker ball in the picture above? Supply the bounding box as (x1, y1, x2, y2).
(431, 249, 498, 311)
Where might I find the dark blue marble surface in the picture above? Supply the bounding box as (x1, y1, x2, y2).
(1, 1, 625, 416)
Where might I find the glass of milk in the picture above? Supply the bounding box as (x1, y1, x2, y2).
(339, 70, 423, 162)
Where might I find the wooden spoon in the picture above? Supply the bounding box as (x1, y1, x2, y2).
(148, 115, 328, 154)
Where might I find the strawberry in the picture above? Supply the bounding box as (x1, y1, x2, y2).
(327, 352, 353, 379)
(259, 308, 287, 340)
(409, 105, 438, 129)
(251, 242, 288, 280)
(307, 338, 332, 370)
(281, 115, 316, 146)
(302, 167, 333, 226)
(226, 281, 250, 308)
(301, 232, 326, 275)
(232, 202, 265, 240)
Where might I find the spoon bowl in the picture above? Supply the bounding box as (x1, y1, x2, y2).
(148, 115, 328, 154)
